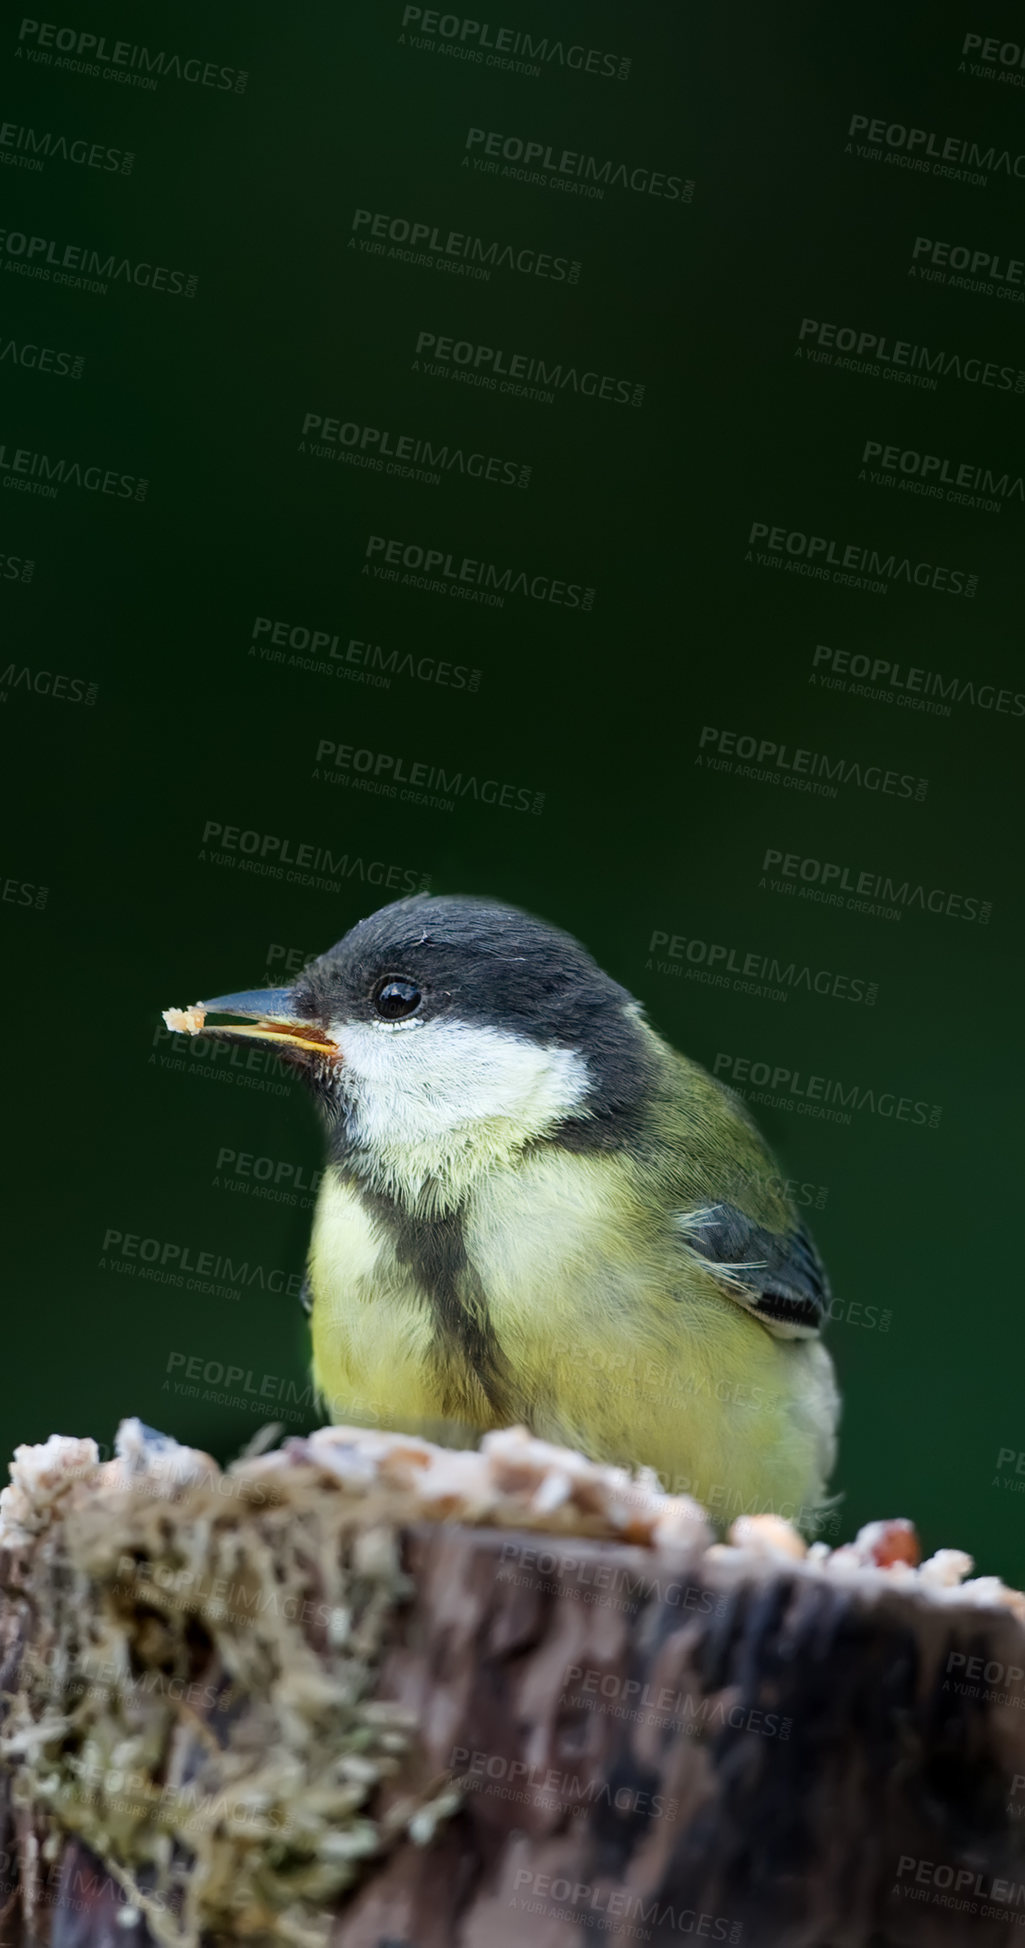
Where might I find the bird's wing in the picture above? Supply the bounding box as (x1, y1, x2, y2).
(674, 1202, 830, 1340)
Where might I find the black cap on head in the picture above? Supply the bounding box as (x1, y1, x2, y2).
(293, 894, 655, 1135)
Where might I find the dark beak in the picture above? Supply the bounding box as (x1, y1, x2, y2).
(162, 987, 340, 1063)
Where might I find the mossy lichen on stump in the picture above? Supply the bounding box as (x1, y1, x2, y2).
(0, 1427, 460, 1946)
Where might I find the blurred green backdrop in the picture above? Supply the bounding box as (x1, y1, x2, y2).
(2, 0, 1022, 1577)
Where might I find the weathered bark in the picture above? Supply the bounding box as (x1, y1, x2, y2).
(0, 1430, 1023, 1948)
(341, 1524, 1025, 1947)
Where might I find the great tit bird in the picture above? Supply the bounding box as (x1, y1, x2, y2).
(165, 894, 839, 1528)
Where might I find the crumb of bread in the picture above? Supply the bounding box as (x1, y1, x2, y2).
(0, 1433, 99, 1543)
(162, 1002, 207, 1035)
(919, 1548, 974, 1587)
(728, 1513, 807, 1559)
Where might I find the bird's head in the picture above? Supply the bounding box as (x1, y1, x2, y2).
(166, 894, 655, 1203)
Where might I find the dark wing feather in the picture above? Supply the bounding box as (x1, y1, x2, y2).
(676, 1201, 830, 1339)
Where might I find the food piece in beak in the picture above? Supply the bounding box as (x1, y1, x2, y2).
(162, 1003, 207, 1036)
(161, 988, 339, 1060)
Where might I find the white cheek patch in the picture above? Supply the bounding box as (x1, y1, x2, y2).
(330, 1015, 591, 1157)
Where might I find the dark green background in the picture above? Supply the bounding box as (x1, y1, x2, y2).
(3, 2, 1022, 1575)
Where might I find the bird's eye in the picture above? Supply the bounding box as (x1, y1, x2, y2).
(372, 976, 422, 1021)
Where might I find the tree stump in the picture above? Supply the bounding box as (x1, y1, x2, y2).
(0, 1422, 1023, 1948)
